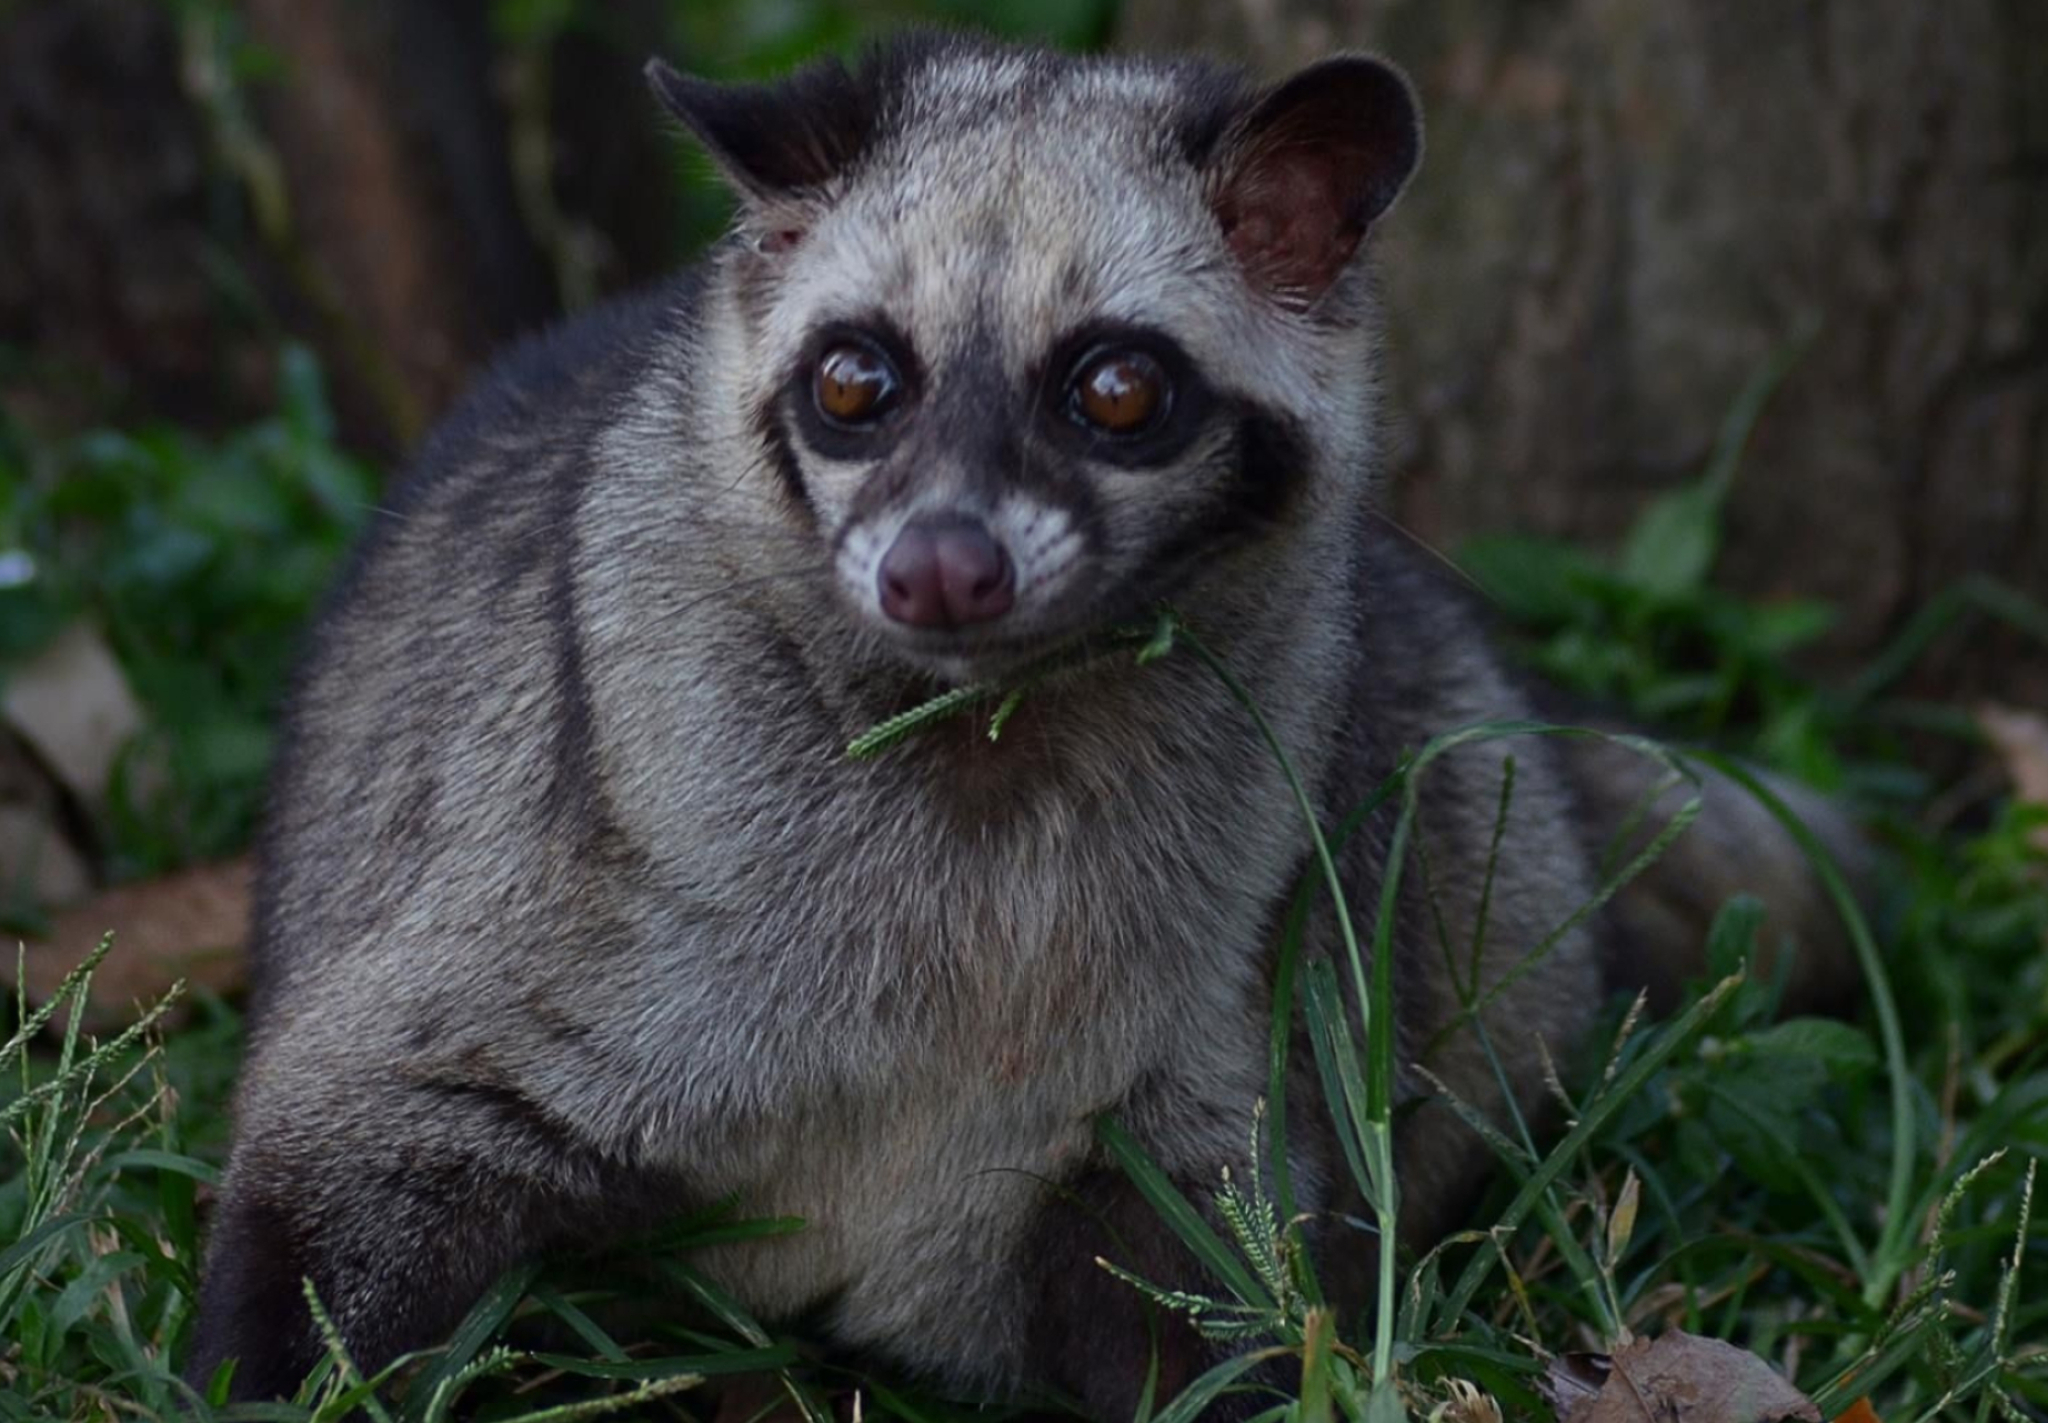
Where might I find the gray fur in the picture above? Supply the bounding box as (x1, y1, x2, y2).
(189, 33, 1860, 1412)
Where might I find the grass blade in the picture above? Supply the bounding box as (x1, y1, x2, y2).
(401, 1263, 540, 1422)
(1439, 972, 1746, 1324)
(1096, 1115, 1274, 1314)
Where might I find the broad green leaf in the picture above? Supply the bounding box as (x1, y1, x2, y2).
(1620, 479, 1723, 601)
(1458, 535, 1606, 625)
(1745, 1018, 1879, 1072)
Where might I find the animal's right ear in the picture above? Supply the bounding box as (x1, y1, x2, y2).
(645, 56, 878, 242)
(1205, 56, 1421, 310)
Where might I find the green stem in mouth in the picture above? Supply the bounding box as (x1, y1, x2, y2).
(842, 682, 1003, 761)
(842, 606, 1181, 760)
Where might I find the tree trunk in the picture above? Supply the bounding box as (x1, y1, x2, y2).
(233, 0, 559, 446)
(0, 0, 560, 452)
(0, 0, 268, 430)
(1125, 0, 2048, 702)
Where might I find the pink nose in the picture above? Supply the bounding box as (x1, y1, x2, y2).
(877, 516, 1015, 629)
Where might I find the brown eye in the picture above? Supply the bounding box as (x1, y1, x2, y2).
(1071, 351, 1167, 435)
(814, 344, 901, 426)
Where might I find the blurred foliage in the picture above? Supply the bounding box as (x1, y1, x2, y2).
(1449, 327, 2041, 822)
(1457, 330, 1862, 792)
(1464, 516, 1845, 780)
(0, 348, 373, 876)
(1893, 798, 2048, 1057)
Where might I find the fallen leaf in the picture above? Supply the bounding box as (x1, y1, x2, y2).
(1978, 703, 2048, 851)
(1, 620, 147, 804)
(1831, 1399, 1882, 1423)
(1549, 1330, 1820, 1423)
(9, 858, 251, 1030)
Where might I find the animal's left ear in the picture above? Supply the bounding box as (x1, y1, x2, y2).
(1207, 57, 1421, 309)
(645, 55, 877, 220)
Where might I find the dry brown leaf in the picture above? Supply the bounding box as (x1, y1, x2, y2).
(1831, 1399, 1883, 1423)
(1547, 1330, 1820, 1423)
(1, 620, 147, 804)
(10, 858, 251, 1030)
(1978, 703, 2048, 851)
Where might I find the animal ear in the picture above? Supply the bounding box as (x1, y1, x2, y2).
(1207, 57, 1421, 309)
(645, 55, 877, 211)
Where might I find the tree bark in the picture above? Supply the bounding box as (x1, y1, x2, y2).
(0, 0, 268, 429)
(236, 0, 557, 446)
(0, 0, 560, 451)
(1126, 0, 2048, 701)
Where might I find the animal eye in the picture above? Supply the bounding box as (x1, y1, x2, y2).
(1070, 351, 1168, 436)
(814, 344, 902, 426)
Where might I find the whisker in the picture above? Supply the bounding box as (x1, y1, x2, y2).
(1365, 507, 1485, 598)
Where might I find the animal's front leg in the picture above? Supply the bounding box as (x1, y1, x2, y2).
(186, 1069, 641, 1402)
(187, 1156, 528, 1399)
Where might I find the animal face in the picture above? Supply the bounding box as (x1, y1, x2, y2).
(652, 36, 1420, 682)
